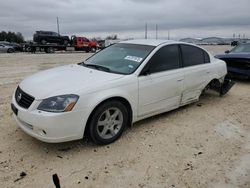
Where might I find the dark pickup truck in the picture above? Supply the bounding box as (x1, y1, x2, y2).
(33, 31, 70, 45)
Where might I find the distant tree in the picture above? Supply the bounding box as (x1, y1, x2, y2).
(0, 31, 7, 41)
(0, 31, 25, 43)
(106, 34, 118, 40)
(16, 32, 25, 43)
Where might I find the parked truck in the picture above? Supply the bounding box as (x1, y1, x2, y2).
(72, 36, 98, 52)
(24, 31, 98, 53)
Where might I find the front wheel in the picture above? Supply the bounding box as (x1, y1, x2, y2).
(88, 100, 128, 145)
(63, 40, 69, 46)
(7, 48, 14, 53)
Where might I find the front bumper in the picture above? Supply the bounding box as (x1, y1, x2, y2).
(11, 95, 87, 143)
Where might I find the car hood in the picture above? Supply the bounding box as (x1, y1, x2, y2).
(19, 64, 124, 100)
(215, 53, 250, 59)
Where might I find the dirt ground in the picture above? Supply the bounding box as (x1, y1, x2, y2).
(0, 46, 249, 188)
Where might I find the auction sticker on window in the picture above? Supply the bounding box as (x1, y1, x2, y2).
(125, 56, 143, 63)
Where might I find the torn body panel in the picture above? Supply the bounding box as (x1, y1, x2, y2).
(209, 78, 235, 96)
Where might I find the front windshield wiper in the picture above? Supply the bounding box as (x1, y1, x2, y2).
(79, 62, 110, 72)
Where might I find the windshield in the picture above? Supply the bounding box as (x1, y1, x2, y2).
(83, 43, 155, 74)
(230, 43, 250, 53)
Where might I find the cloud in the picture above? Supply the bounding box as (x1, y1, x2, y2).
(1, 0, 250, 39)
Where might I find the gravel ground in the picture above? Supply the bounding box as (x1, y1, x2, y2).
(0, 46, 249, 188)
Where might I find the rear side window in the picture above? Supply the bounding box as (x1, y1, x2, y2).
(204, 51, 210, 63)
(146, 45, 180, 73)
(181, 45, 210, 67)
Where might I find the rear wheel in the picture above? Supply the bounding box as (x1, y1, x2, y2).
(88, 100, 128, 145)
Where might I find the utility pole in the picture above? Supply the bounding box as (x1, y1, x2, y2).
(145, 22, 148, 39)
(168, 29, 170, 40)
(57, 17, 60, 35)
(155, 24, 158, 39)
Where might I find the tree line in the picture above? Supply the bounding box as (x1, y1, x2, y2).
(0, 31, 25, 43)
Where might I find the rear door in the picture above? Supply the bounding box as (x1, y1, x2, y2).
(138, 44, 183, 117)
(180, 44, 211, 105)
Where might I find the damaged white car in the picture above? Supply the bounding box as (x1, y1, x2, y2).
(11, 40, 234, 144)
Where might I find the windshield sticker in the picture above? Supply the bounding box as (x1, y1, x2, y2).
(125, 56, 143, 63)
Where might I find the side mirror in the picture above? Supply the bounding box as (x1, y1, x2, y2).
(225, 50, 230, 54)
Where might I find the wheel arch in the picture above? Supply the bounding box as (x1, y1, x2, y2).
(203, 77, 224, 95)
(206, 75, 225, 88)
(84, 96, 133, 137)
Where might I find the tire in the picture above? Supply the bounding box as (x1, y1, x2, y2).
(63, 40, 69, 46)
(26, 47, 31, 52)
(41, 39, 47, 44)
(88, 100, 128, 145)
(90, 47, 96, 53)
(7, 48, 14, 53)
(45, 47, 55, 53)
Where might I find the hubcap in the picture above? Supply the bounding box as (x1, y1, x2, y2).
(97, 107, 123, 139)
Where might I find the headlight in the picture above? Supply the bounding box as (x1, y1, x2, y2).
(38, 94, 79, 112)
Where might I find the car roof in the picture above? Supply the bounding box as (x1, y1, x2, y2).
(120, 39, 179, 47)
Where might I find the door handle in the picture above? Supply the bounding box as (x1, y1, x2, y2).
(206, 71, 210, 74)
(177, 79, 183, 82)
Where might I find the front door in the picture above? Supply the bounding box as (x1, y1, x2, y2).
(138, 44, 183, 117)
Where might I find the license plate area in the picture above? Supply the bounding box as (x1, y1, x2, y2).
(11, 103, 18, 116)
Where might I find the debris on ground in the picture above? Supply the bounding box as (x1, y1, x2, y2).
(52, 173, 61, 188)
(14, 171, 27, 182)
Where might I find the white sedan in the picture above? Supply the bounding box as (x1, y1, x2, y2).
(11, 40, 233, 144)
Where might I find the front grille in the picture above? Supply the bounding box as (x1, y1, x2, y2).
(15, 86, 34, 109)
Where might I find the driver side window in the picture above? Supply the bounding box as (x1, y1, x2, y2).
(145, 45, 180, 74)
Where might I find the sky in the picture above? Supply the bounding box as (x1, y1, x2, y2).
(0, 0, 250, 40)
